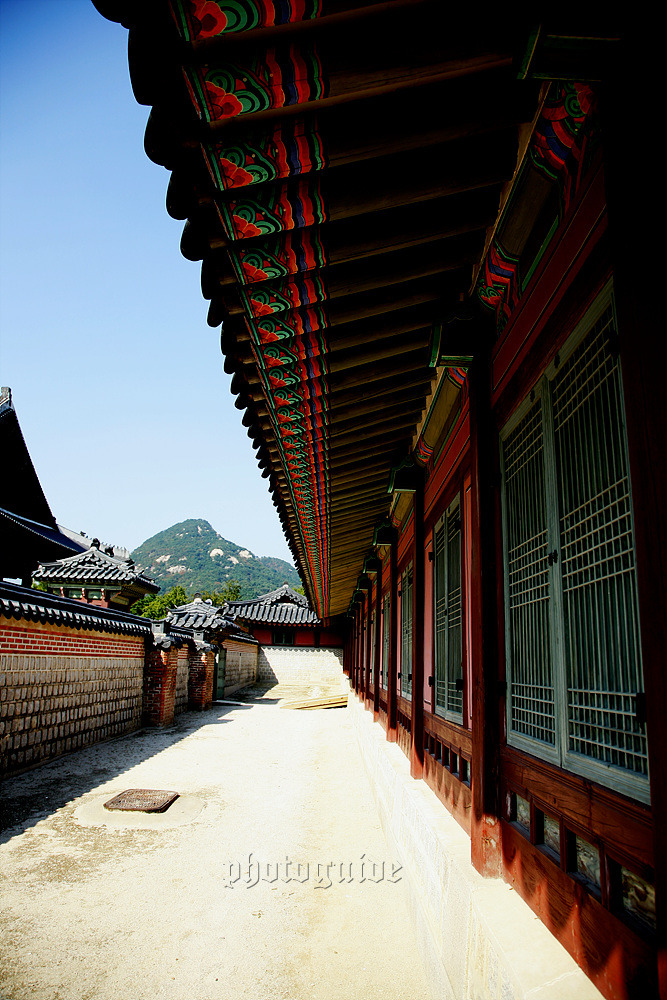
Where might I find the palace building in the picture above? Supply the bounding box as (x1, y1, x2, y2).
(92, 7, 665, 998)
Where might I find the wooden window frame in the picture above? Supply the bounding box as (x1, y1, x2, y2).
(432, 491, 465, 725)
(500, 285, 649, 804)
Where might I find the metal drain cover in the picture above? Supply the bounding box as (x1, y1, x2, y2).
(103, 789, 179, 813)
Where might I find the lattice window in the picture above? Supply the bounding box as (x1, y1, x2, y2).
(400, 564, 413, 698)
(381, 594, 390, 689)
(502, 400, 554, 748)
(501, 294, 648, 801)
(433, 495, 463, 722)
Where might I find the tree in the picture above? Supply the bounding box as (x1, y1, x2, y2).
(130, 581, 242, 618)
(130, 585, 189, 619)
(200, 581, 241, 606)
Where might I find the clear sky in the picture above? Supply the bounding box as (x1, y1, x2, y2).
(0, 0, 294, 563)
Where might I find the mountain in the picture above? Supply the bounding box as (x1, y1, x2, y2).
(131, 519, 300, 599)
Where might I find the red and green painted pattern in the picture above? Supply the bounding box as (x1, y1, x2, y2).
(229, 228, 327, 284)
(477, 243, 520, 328)
(240, 273, 327, 317)
(250, 333, 331, 614)
(248, 303, 328, 342)
(530, 82, 595, 210)
(477, 82, 596, 330)
(183, 46, 325, 122)
(202, 119, 327, 192)
(216, 176, 327, 241)
(171, 0, 322, 41)
(174, 2, 332, 611)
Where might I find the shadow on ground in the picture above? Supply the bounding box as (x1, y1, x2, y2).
(0, 680, 344, 842)
(0, 701, 251, 843)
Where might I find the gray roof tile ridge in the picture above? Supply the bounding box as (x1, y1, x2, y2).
(0, 581, 152, 636)
(35, 544, 156, 587)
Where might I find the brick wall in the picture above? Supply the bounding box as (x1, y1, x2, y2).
(0, 617, 144, 774)
(223, 640, 258, 696)
(257, 645, 344, 685)
(142, 646, 178, 728)
(188, 648, 214, 711)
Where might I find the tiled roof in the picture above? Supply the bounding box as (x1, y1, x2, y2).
(166, 599, 258, 643)
(225, 584, 319, 626)
(33, 545, 158, 592)
(1, 389, 87, 577)
(0, 581, 152, 637)
(0, 507, 85, 558)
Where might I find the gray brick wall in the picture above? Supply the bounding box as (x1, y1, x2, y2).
(0, 652, 144, 774)
(257, 646, 344, 685)
(223, 641, 258, 696)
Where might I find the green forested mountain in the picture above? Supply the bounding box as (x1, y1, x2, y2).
(131, 519, 300, 599)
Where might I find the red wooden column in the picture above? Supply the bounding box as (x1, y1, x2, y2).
(364, 585, 372, 709)
(356, 600, 364, 697)
(348, 619, 355, 686)
(371, 562, 382, 720)
(353, 604, 361, 694)
(604, 57, 667, 997)
(387, 530, 398, 743)
(468, 337, 502, 877)
(410, 473, 425, 779)
(358, 595, 366, 702)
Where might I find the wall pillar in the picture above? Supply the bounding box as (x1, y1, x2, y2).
(387, 531, 398, 743)
(358, 595, 367, 703)
(364, 584, 372, 709)
(468, 340, 502, 877)
(410, 473, 425, 779)
(603, 57, 667, 997)
(143, 645, 178, 727)
(188, 645, 215, 710)
(373, 575, 381, 720)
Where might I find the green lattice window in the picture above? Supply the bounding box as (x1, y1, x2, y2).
(433, 495, 463, 722)
(400, 564, 413, 698)
(381, 593, 390, 689)
(501, 291, 648, 802)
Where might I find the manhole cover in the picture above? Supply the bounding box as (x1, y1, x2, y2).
(103, 789, 179, 813)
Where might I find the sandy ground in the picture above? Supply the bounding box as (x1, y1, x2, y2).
(0, 687, 432, 1000)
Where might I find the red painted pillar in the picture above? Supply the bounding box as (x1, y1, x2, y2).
(364, 587, 372, 709)
(468, 340, 502, 877)
(354, 604, 362, 694)
(387, 532, 398, 743)
(604, 57, 667, 996)
(373, 574, 381, 721)
(410, 473, 425, 779)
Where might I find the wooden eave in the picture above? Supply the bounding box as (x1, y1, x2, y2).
(96, 2, 545, 616)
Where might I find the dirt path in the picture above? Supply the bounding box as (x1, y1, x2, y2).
(0, 698, 432, 999)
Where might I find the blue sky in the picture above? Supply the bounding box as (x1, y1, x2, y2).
(0, 0, 293, 563)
